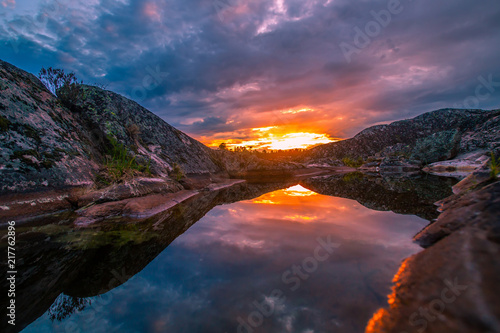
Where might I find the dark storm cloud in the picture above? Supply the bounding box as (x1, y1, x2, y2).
(1, 0, 499, 139)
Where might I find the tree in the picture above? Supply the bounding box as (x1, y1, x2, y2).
(219, 142, 227, 150)
(38, 67, 80, 96)
(38, 67, 84, 109)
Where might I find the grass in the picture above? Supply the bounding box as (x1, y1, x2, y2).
(490, 152, 499, 180)
(342, 172, 364, 182)
(99, 135, 151, 185)
(342, 156, 364, 168)
(170, 162, 185, 181)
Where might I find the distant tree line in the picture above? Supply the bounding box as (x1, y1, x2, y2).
(218, 142, 307, 161)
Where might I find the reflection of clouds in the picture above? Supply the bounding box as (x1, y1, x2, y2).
(218, 237, 265, 250)
(284, 214, 318, 222)
(25, 187, 428, 332)
(178, 186, 428, 254)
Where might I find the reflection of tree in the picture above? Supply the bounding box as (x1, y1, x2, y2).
(48, 294, 91, 322)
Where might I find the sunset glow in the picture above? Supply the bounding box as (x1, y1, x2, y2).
(205, 126, 338, 151)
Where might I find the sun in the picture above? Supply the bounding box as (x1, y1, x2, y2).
(261, 132, 334, 150)
(205, 126, 338, 151)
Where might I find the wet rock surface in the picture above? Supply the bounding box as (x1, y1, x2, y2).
(366, 176, 500, 333)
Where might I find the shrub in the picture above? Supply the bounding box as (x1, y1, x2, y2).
(490, 152, 499, 180)
(38, 67, 81, 96)
(0, 115, 11, 132)
(127, 124, 141, 141)
(38, 67, 84, 108)
(342, 156, 364, 168)
(170, 162, 184, 181)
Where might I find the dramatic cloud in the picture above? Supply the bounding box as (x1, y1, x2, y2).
(1, 0, 499, 143)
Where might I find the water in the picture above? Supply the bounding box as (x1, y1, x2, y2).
(18, 181, 437, 333)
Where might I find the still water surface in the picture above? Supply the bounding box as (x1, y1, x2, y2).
(23, 184, 429, 333)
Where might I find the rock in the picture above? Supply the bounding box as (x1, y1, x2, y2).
(0, 60, 99, 192)
(450, 160, 494, 195)
(367, 233, 500, 333)
(423, 150, 490, 179)
(0, 59, 225, 194)
(359, 162, 380, 172)
(67, 84, 224, 176)
(415, 181, 500, 247)
(366, 180, 500, 333)
(410, 129, 461, 163)
(77, 177, 183, 207)
(0, 189, 82, 223)
(301, 109, 500, 167)
(460, 113, 500, 154)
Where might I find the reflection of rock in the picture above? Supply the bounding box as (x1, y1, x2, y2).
(366, 180, 500, 333)
(0, 181, 295, 333)
(301, 173, 456, 221)
(379, 158, 422, 174)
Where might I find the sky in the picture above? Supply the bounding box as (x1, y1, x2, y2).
(1, 0, 500, 148)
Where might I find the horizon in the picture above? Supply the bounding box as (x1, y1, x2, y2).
(1, 0, 500, 150)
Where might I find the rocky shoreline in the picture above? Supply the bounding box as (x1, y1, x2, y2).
(366, 163, 500, 333)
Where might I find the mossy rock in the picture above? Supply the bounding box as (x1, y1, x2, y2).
(411, 129, 461, 164)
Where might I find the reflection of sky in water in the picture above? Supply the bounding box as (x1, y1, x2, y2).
(23, 185, 428, 333)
